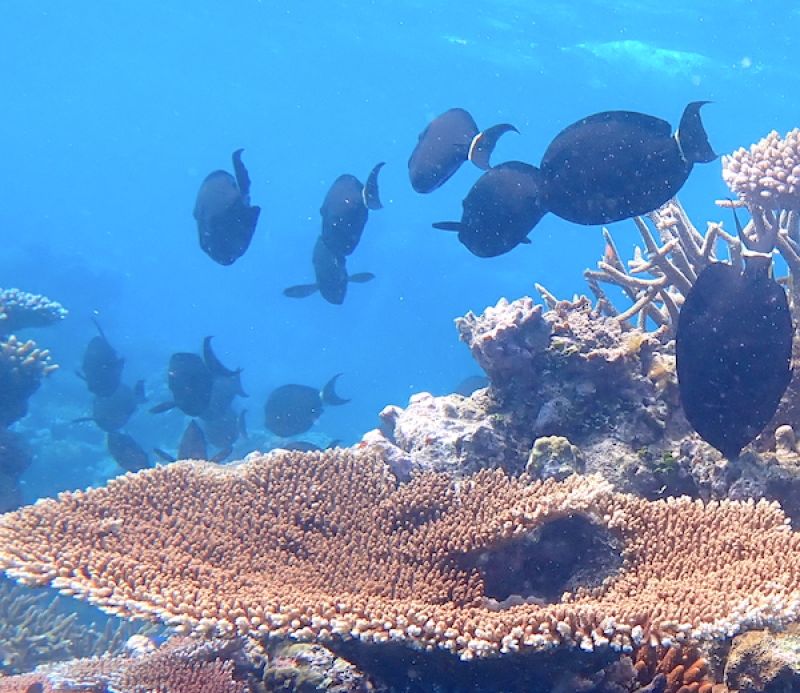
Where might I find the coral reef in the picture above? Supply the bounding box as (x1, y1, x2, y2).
(1, 448, 800, 664)
(723, 625, 800, 692)
(0, 336, 58, 428)
(0, 289, 67, 337)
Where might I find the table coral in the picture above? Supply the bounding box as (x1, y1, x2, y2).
(1, 447, 800, 663)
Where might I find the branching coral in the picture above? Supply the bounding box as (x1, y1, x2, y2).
(0, 336, 58, 427)
(0, 289, 67, 337)
(1, 447, 800, 662)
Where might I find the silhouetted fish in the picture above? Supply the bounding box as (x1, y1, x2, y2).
(454, 375, 489, 396)
(77, 319, 124, 397)
(264, 373, 349, 437)
(320, 163, 384, 256)
(194, 149, 261, 265)
(541, 102, 716, 225)
(433, 162, 547, 257)
(203, 336, 242, 379)
(202, 408, 243, 449)
(76, 380, 146, 432)
(676, 261, 792, 458)
(154, 419, 231, 463)
(107, 431, 150, 472)
(408, 108, 518, 193)
(150, 353, 213, 417)
(283, 236, 374, 305)
(276, 439, 341, 452)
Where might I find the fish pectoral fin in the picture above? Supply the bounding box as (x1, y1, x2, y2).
(149, 401, 176, 414)
(520, 237, 532, 244)
(348, 272, 375, 284)
(468, 123, 519, 170)
(321, 372, 350, 406)
(283, 283, 319, 298)
(676, 101, 716, 164)
(433, 221, 462, 232)
(362, 162, 386, 210)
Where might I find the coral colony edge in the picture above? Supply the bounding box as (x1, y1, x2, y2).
(5, 130, 800, 691)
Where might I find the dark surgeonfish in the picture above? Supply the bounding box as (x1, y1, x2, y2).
(408, 108, 518, 193)
(150, 353, 213, 417)
(275, 439, 341, 452)
(676, 214, 792, 458)
(264, 373, 350, 437)
(540, 101, 716, 225)
(433, 161, 548, 257)
(283, 236, 374, 305)
(107, 431, 150, 473)
(154, 419, 231, 463)
(75, 380, 146, 432)
(194, 149, 261, 265)
(77, 319, 124, 397)
(320, 163, 384, 256)
(201, 336, 247, 420)
(202, 407, 246, 450)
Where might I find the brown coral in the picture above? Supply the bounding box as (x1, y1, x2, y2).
(2, 447, 800, 661)
(633, 644, 716, 693)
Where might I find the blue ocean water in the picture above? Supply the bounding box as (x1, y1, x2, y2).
(1, 1, 797, 501)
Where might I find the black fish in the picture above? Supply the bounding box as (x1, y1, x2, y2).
(77, 319, 124, 397)
(283, 236, 374, 305)
(264, 373, 349, 437)
(154, 419, 231, 463)
(320, 162, 384, 256)
(202, 408, 243, 449)
(540, 101, 716, 225)
(203, 336, 242, 379)
(276, 439, 341, 452)
(676, 262, 792, 458)
(194, 149, 261, 265)
(150, 353, 213, 417)
(433, 162, 547, 257)
(408, 108, 518, 193)
(107, 431, 150, 473)
(76, 380, 146, 432)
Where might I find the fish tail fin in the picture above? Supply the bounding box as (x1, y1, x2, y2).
(432, 221, 462, 232)
(153, 448, 176, 463)
(91, 317, 107, 340)
(348, 272, 375, 284)
(362, 162, 385, 210)
(468, 123, 519, 170)
(676, 101, 716, 164)
(232, 148, 252, 196)
(283, 284, 319, 298)
(321, 372, 350, 406)
(75, 369, 86, 382)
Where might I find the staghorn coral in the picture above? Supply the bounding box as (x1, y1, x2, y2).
(0, 576, 157, 677)
(0, 289, 67, 337)
(0, 636, 248, 692)
(0, 336, 58, 428)
(2, 447, 800, 662)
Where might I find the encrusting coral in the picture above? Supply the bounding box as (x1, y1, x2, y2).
(1, 447, 800, 665)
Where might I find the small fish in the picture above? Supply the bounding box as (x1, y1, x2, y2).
(408, 108, 518, 193)
(76, 319, 124, 397)
(194, 149, 261, 265)
(76, 380, 146, 432)
(150, 353, 213, 417)
(540, 101, 716, 225)
(433, 162, 547, 257)
(283, 236, 374, 305)
(320, 162, 384, 256)
(454, 375, 489, 396)
(276, 439, 340, 452)
(676, 261, 792, 458)
(107, 431, 150, 473)
(264, 373, 349, 437)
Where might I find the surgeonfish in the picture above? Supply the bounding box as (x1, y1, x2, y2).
(433, 162, 547, 257)
(107, 431, 150, 472)
(676, 209, 792, 458)
(283, 236, 374, 305)
(264, 373, 349, 438)
(540, 101, 716, 225)
(77, 319, 124, 397)
(194, 149, 261, 265)
(150, 353, 213, 417)
(320, 162, 384, 256)
(75, 380, 146, 432)
(408, 108, 518, 193)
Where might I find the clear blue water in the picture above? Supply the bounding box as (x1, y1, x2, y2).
(2, 1, 798, 500)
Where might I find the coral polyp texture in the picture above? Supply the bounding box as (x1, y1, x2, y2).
(0, 288, 67, 336)
(1, 447, 800, 663)
(722, 128, 800, 209)
(0, 335, 59, 427)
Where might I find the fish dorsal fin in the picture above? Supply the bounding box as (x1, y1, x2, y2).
(232, 149, 252, 197)
(321, 373, 350, 406)
(674, 101, 716, 165)
(468, 123, 519, 170)
(362, 162, 385, 210)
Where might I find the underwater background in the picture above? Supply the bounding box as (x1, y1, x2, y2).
(1, 2, 796, 498)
